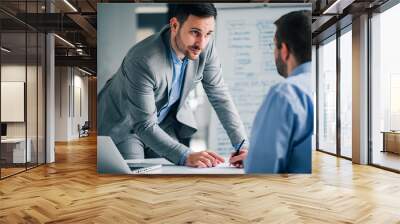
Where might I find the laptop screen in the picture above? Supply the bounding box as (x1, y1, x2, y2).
(1, 123, 7, 137)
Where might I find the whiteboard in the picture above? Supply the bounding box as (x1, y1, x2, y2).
(1, 82, 25, 122)
(209, 4, 310, 157)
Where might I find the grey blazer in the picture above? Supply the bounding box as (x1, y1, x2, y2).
(98, 25, 247, 165)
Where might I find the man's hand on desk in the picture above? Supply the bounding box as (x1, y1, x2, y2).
(185, 151, 225, 168)
(229, 149, 248, 168)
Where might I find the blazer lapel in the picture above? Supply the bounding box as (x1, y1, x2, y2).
(178, 59, 198, 110)
(165, 57, 173, 95)
(160, 28, 173, 97)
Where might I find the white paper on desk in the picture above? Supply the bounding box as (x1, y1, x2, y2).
(215, 162, 234, 168)
(125, 158, 244, 174)
(161, 164, 244, 174)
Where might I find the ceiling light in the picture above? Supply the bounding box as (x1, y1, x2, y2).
(323, 0, 355, 15)
(63, 0, 78, 12)
(78, 67, 92, 76)
(76, 48, 84, 55)
(1, 47, 11, 53)
(54, 34, 75, 48)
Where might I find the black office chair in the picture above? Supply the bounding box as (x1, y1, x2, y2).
(78, 121, 90, 138)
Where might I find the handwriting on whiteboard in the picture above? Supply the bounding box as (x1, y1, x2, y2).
(209, 17, 284, 157)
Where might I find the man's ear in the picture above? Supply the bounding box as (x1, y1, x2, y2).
(170, 17, 179, 32)
(280, 42, 290, 62)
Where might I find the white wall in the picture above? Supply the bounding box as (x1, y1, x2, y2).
(1, 63, 46, 163)
(55, 66, 68, 141)
(55, 67, 89, 141)
(1, 65, 37, 137)
(1, 65, 26, 140)
(72, 73, 89, 138)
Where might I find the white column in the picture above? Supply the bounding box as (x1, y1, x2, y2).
(45, 1, 55, 163)
(352, 14, 369, 164)
(46, 32, 55, 163)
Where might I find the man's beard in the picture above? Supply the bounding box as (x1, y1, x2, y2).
(175, 28, 201, 60)
(275, 52, 288, 78)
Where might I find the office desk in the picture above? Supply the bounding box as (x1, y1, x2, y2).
(1, 138, 31, 163)
(125, 158, 244, 174)
(381, 131, 400, 154)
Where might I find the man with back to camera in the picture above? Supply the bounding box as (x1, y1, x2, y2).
(229, 10, 313, 173)
(98, 3, 248, 168)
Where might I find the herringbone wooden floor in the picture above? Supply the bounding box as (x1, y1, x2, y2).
(1, 135, 400, 223)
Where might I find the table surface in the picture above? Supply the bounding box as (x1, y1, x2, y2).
(1, 138, 26, 143)
(125, 158, 245, 174)
(381, 131, 400, 134)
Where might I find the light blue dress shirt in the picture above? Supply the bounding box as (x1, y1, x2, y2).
(244, 62, 313, 173)
(157, 48, 188, 124)
(157, 47, 188, 165)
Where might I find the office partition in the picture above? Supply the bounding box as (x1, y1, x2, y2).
(0, 0, 47, 179)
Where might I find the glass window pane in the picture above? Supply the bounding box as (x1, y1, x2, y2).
(318, 37, 337, 154)
(312, 45, 317, 150)
(1, 1, 46, 179)
(1, 30, 28, 177)
(27, 31, 38, 169)
(340, 29, 352, 158)
(38, 32, 45, 165)
(371, 3, 400, 171)
(26, 0, 39, 169)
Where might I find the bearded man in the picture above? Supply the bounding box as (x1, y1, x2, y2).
(98, 3, 248, 168)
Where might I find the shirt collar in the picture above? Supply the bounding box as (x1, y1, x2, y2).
(170, 46, 184, 64)
(289, 62, 311, 77)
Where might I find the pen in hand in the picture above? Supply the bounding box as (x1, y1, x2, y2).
(233, 139, 245, 156)
(230, 139, 246, 168)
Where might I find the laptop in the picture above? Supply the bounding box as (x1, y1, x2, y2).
(97, 136, 161, 174)
(1, 123, 7, 140)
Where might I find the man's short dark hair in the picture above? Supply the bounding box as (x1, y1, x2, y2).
(274, 10, 311, 64)
(168, 3, 217, 25)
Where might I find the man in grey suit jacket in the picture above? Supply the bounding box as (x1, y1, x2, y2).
(98, 4, 247, 168)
